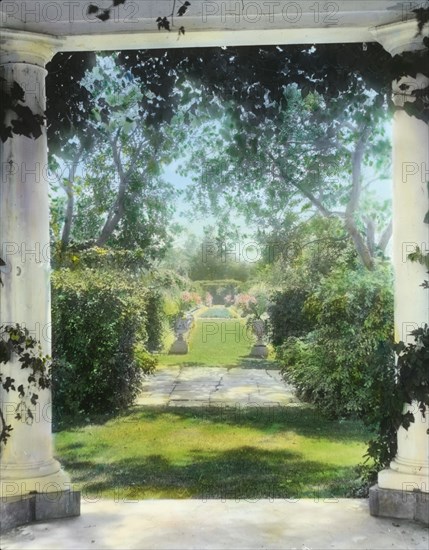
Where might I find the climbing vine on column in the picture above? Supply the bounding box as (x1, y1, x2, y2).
(0, 325, 52, 451)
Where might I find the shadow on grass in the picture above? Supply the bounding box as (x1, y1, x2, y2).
(57, 405, 368, 442)
(53, 408, 141, 433)
(61, 446, 360, 501)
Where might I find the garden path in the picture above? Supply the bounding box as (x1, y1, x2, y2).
(136, 365, 299, 408)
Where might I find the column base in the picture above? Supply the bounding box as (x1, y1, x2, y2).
(0, 462, 72, 498)
(369, 484, 429, 525)
(0, 490, 81, 532)
(378, 465, 429, 493)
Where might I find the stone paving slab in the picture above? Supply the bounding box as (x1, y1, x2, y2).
(2, 498, 428, 550)
(137, 366, 297, 408)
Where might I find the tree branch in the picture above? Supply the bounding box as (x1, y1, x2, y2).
(365, 216, 376, 257)
(95, 130, 136, 247)
(378, 220, 393, 253)
(60, 147, 83, 249)
(344, 124, 375, 270)
(343, 120, 358, 134)
(269, 153, 334, 218)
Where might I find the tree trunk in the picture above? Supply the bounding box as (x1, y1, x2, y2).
(60, 147, 82, 250)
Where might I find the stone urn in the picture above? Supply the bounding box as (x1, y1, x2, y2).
(169, 315, 192, 354)
(250, 318, 268, 359)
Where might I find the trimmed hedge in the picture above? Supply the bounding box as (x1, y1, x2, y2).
(51, 268, 158, 422)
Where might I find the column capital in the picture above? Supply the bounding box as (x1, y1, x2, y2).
(0, 29, 62, 67)
(392, 73, 429, 107)
(371, 19, 428, 56)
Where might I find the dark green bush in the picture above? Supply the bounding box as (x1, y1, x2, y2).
(145, 290, 164, 352)
(268, 288, 315, 346)
(51, 268, 158, 423)
(277, 265, 395, 419)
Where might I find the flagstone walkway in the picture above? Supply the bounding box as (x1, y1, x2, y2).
(136, 365, 301, 408)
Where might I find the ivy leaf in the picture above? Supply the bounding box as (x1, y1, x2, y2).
(178, 2, 191, 17)
(11, 105, 44, 139)
(413, 7, 429, 34)
(2, 377, 15, 392)
(0, 125, 13, 143)
(401, 411, 415, 430)
(11, 81, 25, 102)
(0, 339, 11, 363)
(87, 4, 99, 15)
(97, 9, 111, 22)
(156, 17, 171, 32)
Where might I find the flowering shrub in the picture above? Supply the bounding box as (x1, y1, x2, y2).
(178, 291, 202, 314)
(224, 294, 234, 305)
(234, 293, 257, 310)
(204, 292, 213, 307)
(234, 292, 270, 321)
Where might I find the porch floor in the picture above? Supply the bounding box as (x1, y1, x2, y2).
(2, 498, 428, 549)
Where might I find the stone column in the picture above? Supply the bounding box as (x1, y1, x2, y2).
(377, 73, 429, 491)
(370, 21, 429, 524)
(0, 32, 72, 501)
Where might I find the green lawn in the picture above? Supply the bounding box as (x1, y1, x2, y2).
(55, 406, 370, 500)
(158, 317, 258, 367)
(55, 307, 371, 500)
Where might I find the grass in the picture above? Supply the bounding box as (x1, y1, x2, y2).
(54, 306, 371, 500)
(158, 317, 258, 367)
(55, 405, 371, 501)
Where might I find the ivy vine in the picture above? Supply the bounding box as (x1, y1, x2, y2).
(394, 325, 429, 425)
(401, 174, 429, 421)
(87, 0, 190, 36)
(1, 2, 428, 141)
(0, 325, 52, 450)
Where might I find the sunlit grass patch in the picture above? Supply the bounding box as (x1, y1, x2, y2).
(158, 318, 256, 367)
(55, 405, 371, 501)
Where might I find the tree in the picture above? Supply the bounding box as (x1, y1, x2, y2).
(176, 85, 392, 270)
(2, 4, 428, 146)
(49, 56, 178, 263)
(159, 226, 256, 281)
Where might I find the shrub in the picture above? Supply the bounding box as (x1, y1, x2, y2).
(269, 288, 314, 346)
(277, 264, 395, 419)
(51, 268, 158, 423)
(145, 291, 164, 352)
